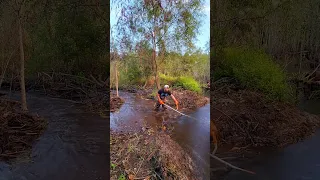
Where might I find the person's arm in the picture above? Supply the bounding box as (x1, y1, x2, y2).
(157, 92, 164, 104)
(171, 94, 179, 109)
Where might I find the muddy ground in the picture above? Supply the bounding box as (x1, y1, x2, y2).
(0, 97, 47, 161)
(110, 130, 199, 180)
(211, 81, 320, 149)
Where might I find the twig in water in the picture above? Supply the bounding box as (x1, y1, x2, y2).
(212, 143, 218, 155)
(209, 153, 255, 174)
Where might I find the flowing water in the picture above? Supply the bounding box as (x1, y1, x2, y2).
(0, 91, 108, 180)
(110, 91, 210, 179)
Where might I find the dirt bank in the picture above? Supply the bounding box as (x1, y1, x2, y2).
(0, 97, 47, 161)
(211, 82, 320, 148)
(169, 89, 209, 109)
(110, 129, 199, 180)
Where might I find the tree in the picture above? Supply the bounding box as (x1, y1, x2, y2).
(18, 11, 28, 111)
(115, 0, 204, 89)
(213, 0, 320, 75)
(8, 0, 38, 112)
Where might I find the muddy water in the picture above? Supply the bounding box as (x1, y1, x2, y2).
(0, 92, 108, 180)
(110, 91, 210, 179)
(220, 99, 320, 180)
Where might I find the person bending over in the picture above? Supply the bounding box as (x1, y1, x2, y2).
(155, 85, 179, 110)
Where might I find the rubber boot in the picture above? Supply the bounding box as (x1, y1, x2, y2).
(154, 102, 161, 111)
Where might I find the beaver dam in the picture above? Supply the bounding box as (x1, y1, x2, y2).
(110, 89, 210, 180)
(0, 97, 47, 162)
(211, 80, 320, 179)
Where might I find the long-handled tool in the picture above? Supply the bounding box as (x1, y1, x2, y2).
(163, 103, 198, 120)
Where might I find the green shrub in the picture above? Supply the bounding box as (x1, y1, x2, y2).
(160, 74, 201, 93)
(214, 47, 290, 101)
(175, 76, 202, 93)
(159, 74, 178, 85)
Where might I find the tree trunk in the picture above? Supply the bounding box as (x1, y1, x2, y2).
(18, 16, 28, 112)
(0, 59, 9, 89)
(115, 61, 119, 97)
(152, 32, 160, 89)
(0, 49, 16, 88)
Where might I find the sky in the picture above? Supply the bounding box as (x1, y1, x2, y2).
(110, 0, 210, 51)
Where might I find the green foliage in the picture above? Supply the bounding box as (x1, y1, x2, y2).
(110, 50, 209, 92)
(176, 76, 202, 93)
(110, 163, 116, 170)
(26, 3, 108, 79)
(214, 47, 290, 101)
(110, 56, 145, 88)
(118, 174, 125, 180)
(159, 74, 177, 85)
(160, 51, 210, 85)
(160, 74, 201, 93)
(116, 0, 204, 52)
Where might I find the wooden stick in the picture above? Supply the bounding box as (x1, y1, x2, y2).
(210, 153, 256, 174)
(305, 63, 320, 81)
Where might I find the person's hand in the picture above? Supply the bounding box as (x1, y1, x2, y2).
(159, 100, 164, 105)
(175, 100, 179, 110)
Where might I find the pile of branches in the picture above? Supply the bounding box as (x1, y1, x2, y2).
(110, 130, 199, 180)
(172, 90, 209, 109)
(110, 94, 124, 112)
(0, 98, 47, 161)
(33, 72, 108, 100)
(1, 72, 110, 116)
(33, 72, 110, 115)
(211, 78, 320, 148)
